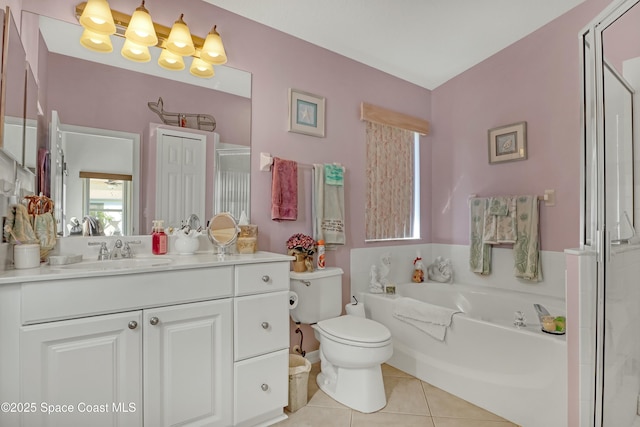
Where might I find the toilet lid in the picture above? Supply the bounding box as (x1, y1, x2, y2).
(316, 315, 391, 344)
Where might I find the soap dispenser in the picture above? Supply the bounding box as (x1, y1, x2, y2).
(152, 220, 168, 255)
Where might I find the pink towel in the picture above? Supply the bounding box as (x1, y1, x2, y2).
(271, 157, 298, 220)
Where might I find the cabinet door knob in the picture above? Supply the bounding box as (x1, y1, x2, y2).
(149, 317, 159, 326)
(261, 383, 269, 391)
(261, 275, 270, 283)
(261, 322, 270, 329)
(128, 321, 138, 330)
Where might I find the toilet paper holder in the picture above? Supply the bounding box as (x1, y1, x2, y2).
(351, 295, 359, 305)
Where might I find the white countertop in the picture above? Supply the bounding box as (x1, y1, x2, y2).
(0, 251, 293, 285)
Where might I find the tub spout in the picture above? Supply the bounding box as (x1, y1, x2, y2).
(534, 304, 550, 322)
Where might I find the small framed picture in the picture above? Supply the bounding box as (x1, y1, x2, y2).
(288, 88, 325, 137)
(488, 121, 527, 164)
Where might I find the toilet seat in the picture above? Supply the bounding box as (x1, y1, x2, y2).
(315, 315, 391, 348)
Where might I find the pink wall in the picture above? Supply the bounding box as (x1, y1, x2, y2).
(22, 0, 432, 352)
(431, 0, 609, 252)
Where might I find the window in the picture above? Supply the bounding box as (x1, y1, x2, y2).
(81, 172, 132, 236)
(361, 102, 428, 242)
(365, 122, 420, 241)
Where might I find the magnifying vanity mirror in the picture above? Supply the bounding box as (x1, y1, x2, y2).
(26, 12, 252, 237)
(208, 212, 239, 258)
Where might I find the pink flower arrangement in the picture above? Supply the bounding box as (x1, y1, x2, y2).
(286, 233, 316, 256)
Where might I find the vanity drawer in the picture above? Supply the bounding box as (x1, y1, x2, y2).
(234, 262, 289, 296)
(21, 266, 234, 325)
(234, 291, 289, 361)
(234, 349, 288, 427)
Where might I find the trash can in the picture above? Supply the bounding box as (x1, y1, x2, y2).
(286, 354, 312, 412)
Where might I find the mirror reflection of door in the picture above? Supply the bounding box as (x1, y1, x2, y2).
(49, 111, 140, 236)
(214, 141, 250, 221)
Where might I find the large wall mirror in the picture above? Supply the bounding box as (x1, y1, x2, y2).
(1, 8, 26, 166)
(30, 13, 252, 237)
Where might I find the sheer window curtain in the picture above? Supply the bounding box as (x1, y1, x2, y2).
(365, 120, 414, 240)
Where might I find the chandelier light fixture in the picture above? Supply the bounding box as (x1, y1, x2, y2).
(75, 1, 228, 78)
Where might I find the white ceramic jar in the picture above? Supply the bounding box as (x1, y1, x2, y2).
(174, 236, 200, 255)
(14, 244, 40, 269)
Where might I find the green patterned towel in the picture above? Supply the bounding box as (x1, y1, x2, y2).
(469, 198, 491, 275)
(514, 195, 542, 281)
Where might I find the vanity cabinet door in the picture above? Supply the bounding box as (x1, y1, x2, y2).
(20, 311, 143, 427)
(143, 299, 233, 427)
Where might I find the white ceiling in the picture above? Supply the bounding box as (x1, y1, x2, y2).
(204, 0, 585, 90)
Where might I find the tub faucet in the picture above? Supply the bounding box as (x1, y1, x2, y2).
(534, 304, 550, 322)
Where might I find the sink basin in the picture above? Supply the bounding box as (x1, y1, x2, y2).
(54, 257, 173, 271)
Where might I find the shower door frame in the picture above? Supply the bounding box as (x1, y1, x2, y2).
(581, 0, 640, 425)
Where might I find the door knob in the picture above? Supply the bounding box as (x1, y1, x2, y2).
(149, 317, 159, 326)
(261, 322, 270, 329)
(128, 321, 138, 330)
(261, 275, 270, 282)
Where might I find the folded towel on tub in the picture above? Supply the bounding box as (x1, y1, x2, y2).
(392, 297, 461, 341)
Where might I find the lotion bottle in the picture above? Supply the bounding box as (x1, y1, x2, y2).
(152, 220, 168, 255)
(317, 239, 325, 269)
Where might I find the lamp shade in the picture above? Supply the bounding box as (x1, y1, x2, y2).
(124, 1, 158, 47)
(166, 14, 195, 56)
(79, 0, 116, 35)
(158, 49, 185, 71)
(200, 25, 227, 65)
(190, 57, 214, 78)
(121, 39, 151, 62)
(80, 28, 113, 53)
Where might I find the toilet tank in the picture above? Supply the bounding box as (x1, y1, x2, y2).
(290, 267, 344, 324)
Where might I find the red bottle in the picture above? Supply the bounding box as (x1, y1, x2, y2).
(152, 220, 167, 255)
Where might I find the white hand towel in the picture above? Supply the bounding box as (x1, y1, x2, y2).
(392, 297, 461, 341)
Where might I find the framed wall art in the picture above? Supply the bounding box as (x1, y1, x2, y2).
(488, 121, 527, 164)
(288, 88, 325, 137)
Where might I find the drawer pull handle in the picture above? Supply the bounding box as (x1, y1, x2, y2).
(261, 322, 270, 329)
(261, 275, 270, 283)
(128, 321, 138, 330)
(261, 383, 269, 392)
(149, 317, 159, 326)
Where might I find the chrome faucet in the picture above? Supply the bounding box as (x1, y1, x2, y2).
(110, 239, 142, 259)
(88, 241, 109, 261)
(110, 239, 125, 259)
(534, 304, 550, 322)
(121, 240, 142, 258)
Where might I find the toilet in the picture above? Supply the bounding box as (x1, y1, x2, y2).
(290, 267, 393, 413)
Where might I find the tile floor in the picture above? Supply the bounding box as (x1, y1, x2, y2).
(275, 363, 520, 427)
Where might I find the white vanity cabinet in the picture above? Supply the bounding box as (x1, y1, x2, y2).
(232, 263, 291, 427)
(0, 255, 292, 427)
(19, 267, 234, 427)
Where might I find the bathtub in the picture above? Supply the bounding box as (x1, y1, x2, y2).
(365, 282, 567, 427)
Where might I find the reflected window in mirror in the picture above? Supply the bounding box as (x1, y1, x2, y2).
(81, 173, 132, 236)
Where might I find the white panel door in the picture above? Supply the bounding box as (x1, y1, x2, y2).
(143, 299, 233, 427)
(20, 311, 143, 427)
(182, 137, 206, 224)
(158, 134, 184, 227)
(156, 130, 206, 228)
